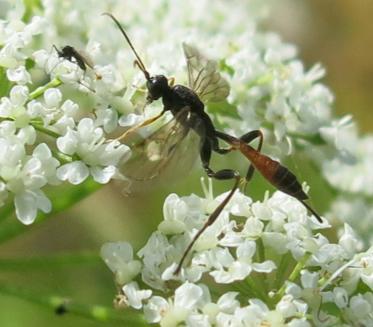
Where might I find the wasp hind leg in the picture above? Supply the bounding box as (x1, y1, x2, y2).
(214, 130, 263, 192)
(174, 138, 241, 275)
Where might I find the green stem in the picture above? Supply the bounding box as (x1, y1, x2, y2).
(0, 252, 101, 270)
(233, 281, 256, 299)
(51, 150, 74, 164)
(256, 238, 265, 263)
(261, 122, 325, 146)
(32, 123, 61, 138)
(0, 117, 64, 146)
(288, 131, 325, 145)
(31, 124, 77, 163)
(273, 253, 311, 302)
(274, 252, 293, 290)
(245, 276, 269, 302)
(29, 78, 62, 100)
(0, 283, 147, 325)
(0, 178, 102, 244)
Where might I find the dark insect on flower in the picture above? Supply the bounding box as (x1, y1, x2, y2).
(104, 13, 323, 274)
(52, 45, 102, 81)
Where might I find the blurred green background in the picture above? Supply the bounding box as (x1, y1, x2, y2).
(1, 1, 373, 326)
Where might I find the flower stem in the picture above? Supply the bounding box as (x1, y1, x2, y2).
(261, 122, 325, 145)
(0, 283, 147, 325)
(245, 276, 269, 302)
(273, 253, 311, 302)
(32, 122, 61, 138)
(29, 77, 62, 100)
(274, 252, 293, 290)
(256, 238, 265, 262)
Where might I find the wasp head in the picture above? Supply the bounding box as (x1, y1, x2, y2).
(146, 75, 169, 101)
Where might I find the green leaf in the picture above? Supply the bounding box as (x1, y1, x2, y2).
(0, 67, 12, 97)
(321, 301, 341, 316)
(25, 58, 35, 70)
(0, 283, 147, 325)
(0, 178, 102, 244)
(355, 280, 373, 294)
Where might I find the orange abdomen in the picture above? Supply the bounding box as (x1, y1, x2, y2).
(239, 143, 308, 200)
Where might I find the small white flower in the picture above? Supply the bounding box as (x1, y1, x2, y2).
(10, 84, 28, 106)
(333, 287, 349, 309)
(143, 296, 169, 323)
(44, 88, 62, 108)
(0, 138, 59, 224)
(6, 65, 31, 84)
(122, 282, 152, 310)
(347, 294, 372, 320)
(144, 282, 210, 326)
(14, 189, 51, 225)
(319, 115, 356, 156)
(56, 118, 130, 184)
(56, 161, 89, 185)
(94, 107, 118, 133)
(158, 193, 188, 235)
(100, 242, 142, 285)
(209, 240, 276, 283)
(338, 223, 363, 257)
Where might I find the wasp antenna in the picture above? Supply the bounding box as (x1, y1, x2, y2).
(52, 44, 61, 55)
(102, 12, 150, 80)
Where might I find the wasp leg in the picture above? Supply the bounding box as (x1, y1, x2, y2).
(215, 130, 263, 190)
(174, 139, 241, 275)
(239, 130, 263, 179)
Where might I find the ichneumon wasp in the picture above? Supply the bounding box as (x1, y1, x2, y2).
(104, 13, 323, 274)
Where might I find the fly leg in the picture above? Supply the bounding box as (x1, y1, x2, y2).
(174, 138, 241, 274)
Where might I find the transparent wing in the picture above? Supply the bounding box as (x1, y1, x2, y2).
(183, 42, 230, 103)
(76, 49, 95, 69)
(119, 107, 202, 182)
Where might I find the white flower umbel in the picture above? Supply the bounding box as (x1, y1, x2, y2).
(102, 183, 373, 326)
(0, 136, 59, 224)
(0, 0, 372, 325)
(0, 4, 134, 224)
(100, 242, 142, 285)
(0, 0, 370, 239)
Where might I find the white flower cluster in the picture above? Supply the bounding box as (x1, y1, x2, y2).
(0, 0, 371, 239)
(0, 3, 131, 224)
(101, 184, 373, 326)
(47, 0, 372, 241)
(0, 0, 372, 324)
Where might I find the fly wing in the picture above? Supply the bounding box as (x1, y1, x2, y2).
(119, 107, 202, 183)
(183, 42, 230, 103)
(76, 49, 95, 69)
